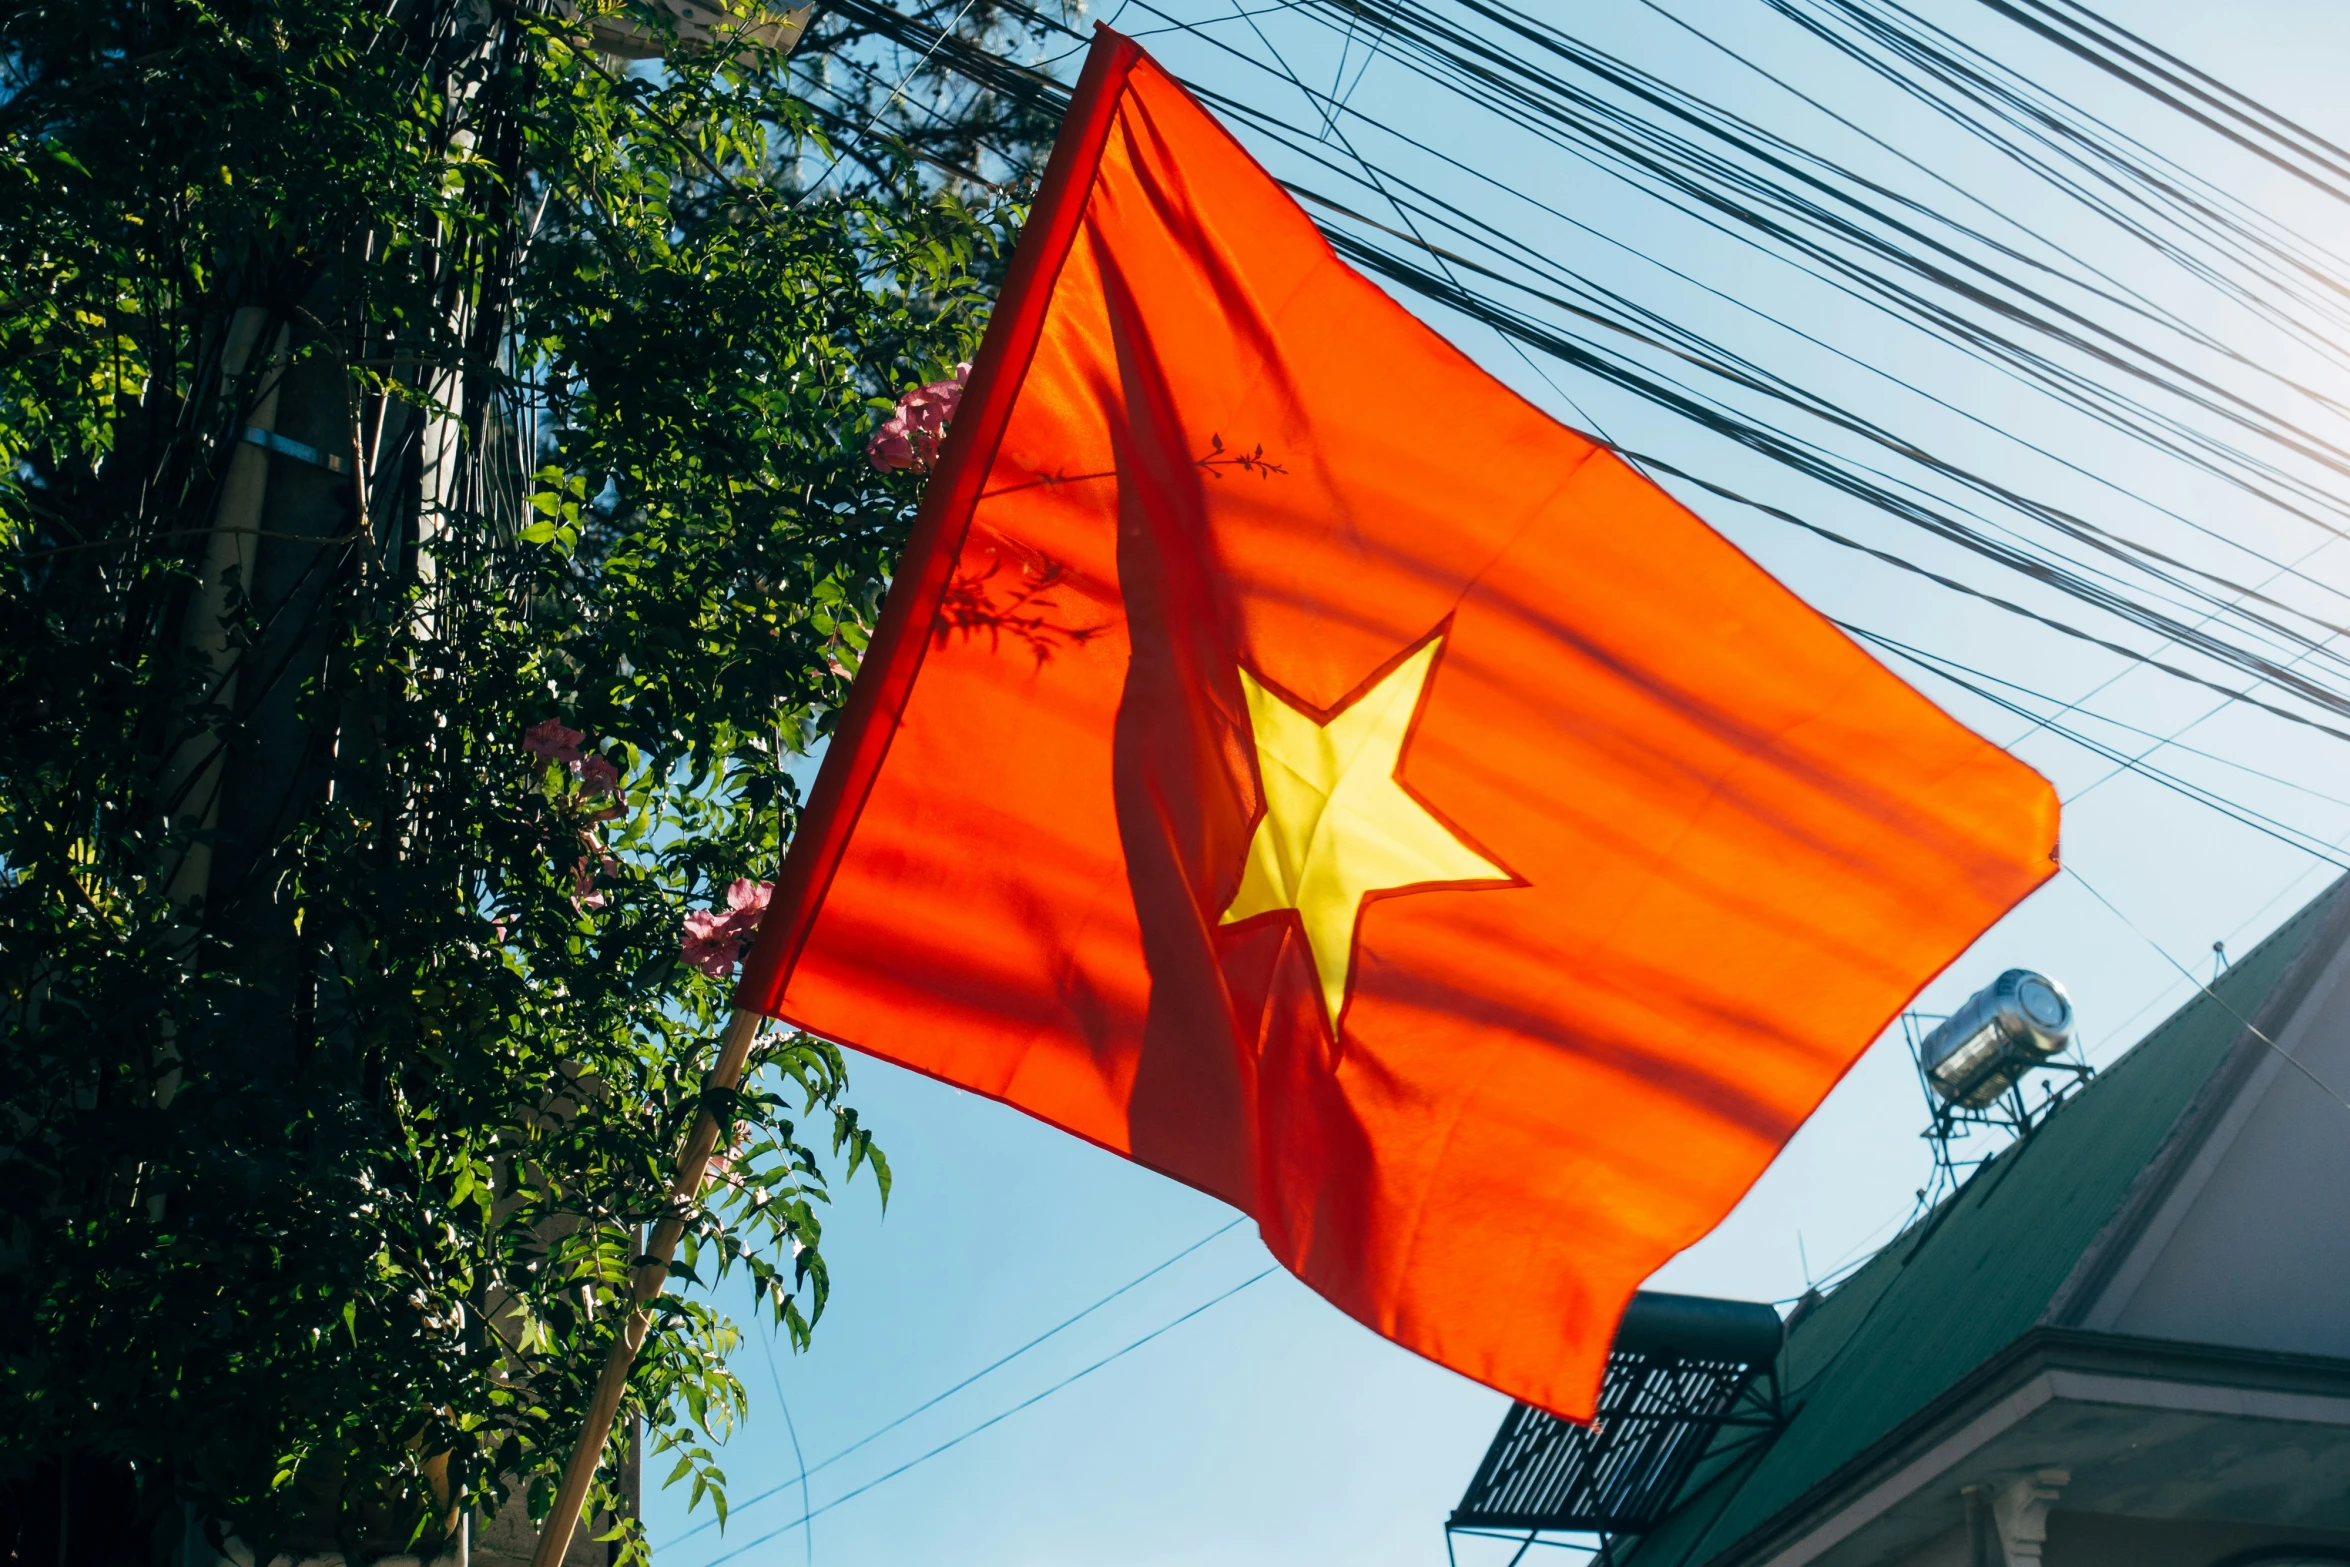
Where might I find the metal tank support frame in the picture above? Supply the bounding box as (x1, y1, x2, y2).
(1903, 971, 2094, 1209)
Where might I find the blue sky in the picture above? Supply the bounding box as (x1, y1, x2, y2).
(645, 4, 2350, 1563)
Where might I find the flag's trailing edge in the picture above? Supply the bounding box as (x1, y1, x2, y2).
(737, 27, 2058, 1421)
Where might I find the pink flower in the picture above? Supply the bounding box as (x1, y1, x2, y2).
(721, 877, 771, 923)
(571, 852, 619, 910)
(578, 754, 621, 796)
(678, 878, 775, 977)
(523, 719, 586, 769)
(867, 363, 971, 474)
(680, 914, 735, 976)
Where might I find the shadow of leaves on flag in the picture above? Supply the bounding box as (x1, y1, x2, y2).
(933, 553, 1109, 667)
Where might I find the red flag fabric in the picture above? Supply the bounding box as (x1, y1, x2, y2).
(737, 29, 2057, 1418)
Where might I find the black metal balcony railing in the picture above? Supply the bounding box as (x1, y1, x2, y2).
(1448, 1292, 1786, 1547)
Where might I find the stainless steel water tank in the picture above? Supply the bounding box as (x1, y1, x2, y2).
(1917, 969, 2074, 1108)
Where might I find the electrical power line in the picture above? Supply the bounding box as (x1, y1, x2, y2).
(753, 1328, 815, 1567)
(2065, 861, 2350, 1116)
(661, 1215, 1249, 1550)
(691, 1268, 1280, 1567)
(1845, 624, 2350, 869)
(831, 0, 2350, 767)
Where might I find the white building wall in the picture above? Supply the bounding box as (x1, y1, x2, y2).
(2083, 936, 2350, 1358)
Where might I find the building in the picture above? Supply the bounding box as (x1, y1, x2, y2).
(1450, 879, 2350, 1567)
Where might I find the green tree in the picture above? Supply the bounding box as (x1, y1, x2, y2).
(0, 0, 1011, 1559)
(788, 0, 1075, 199)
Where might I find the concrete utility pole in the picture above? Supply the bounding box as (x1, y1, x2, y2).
(169, 265, 470, 1567)
(165, 6, 503, 1559)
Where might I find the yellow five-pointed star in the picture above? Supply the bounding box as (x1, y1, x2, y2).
(1219, 637, 1512, 1029)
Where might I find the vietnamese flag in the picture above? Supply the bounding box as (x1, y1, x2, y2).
(736, 29, 2057, 1418)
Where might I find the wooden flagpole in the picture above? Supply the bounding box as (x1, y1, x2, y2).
(529, 1005, 765, 1567)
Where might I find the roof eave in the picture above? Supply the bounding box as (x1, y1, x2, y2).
(1677, 1328, 2350, 1567)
